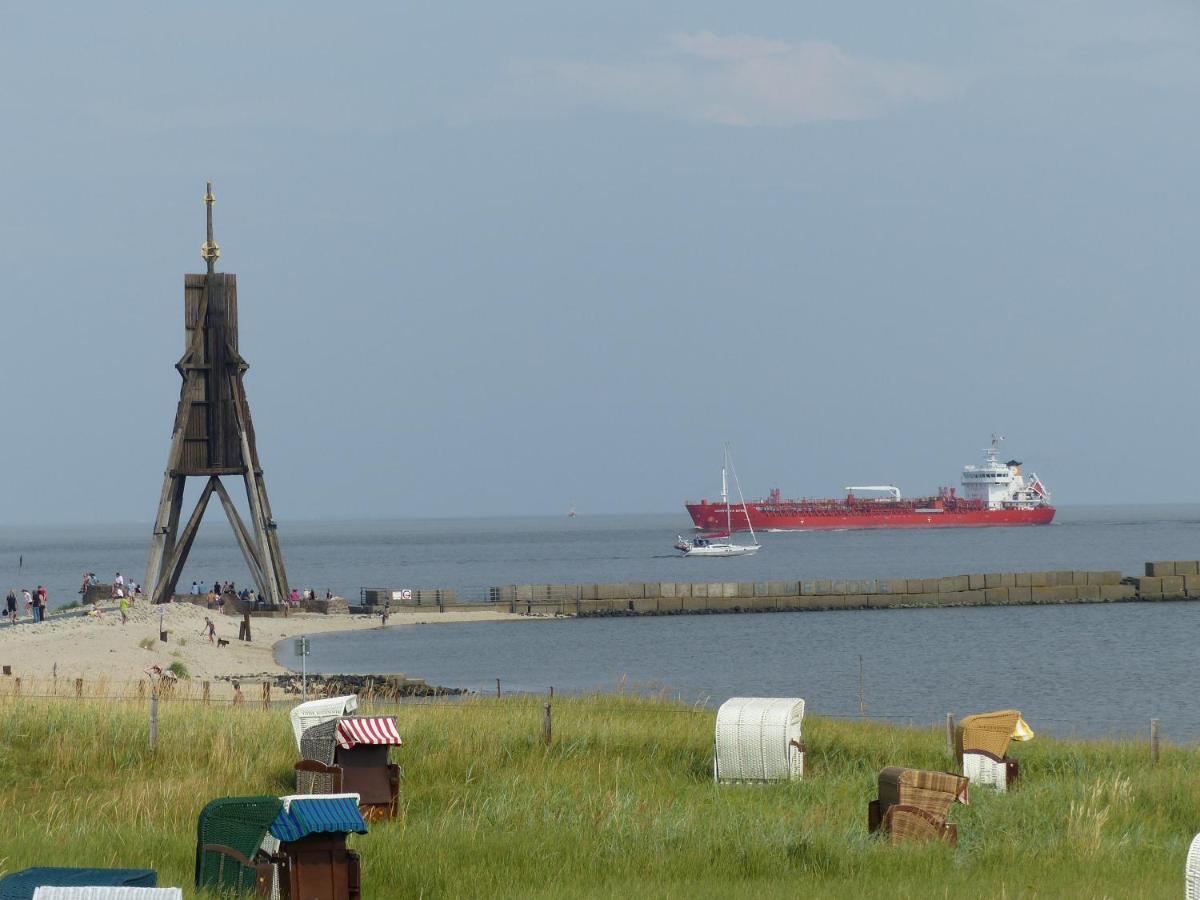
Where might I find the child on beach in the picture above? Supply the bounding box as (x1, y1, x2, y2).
(119, 595, 129, 625)
(202, 617, 216, 644)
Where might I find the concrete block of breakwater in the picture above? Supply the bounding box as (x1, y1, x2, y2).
(1000, 573, 1017, 587)
(680, 596, 706, 612)
(1186, 574, 1200, 592)
(1030, 586, 1056, 603)
(831, 580, 850, 594)
(631, 598, 657, 614)
(937, 576, 961, 593)
(1072, 571, 1090, 586)
(1141, 592, 1167, 602)
(1030, 572, 1049, 587)
(516, 584, 534, 601)
(750, 596, 779, 611)
(1146, 561, 1175, 576)
(812, 580, 834, 595)
(774, 581, 800, 596)
(985, 588, 1009, 605)
(754, 582, 770, 597)
(1007, 586, 1033, 605)
(968, 573, 986, 590)
(738, 582, 755, 598)
(1160, 576, 1186, 598)
(579, 584, 598, 600)
(1135, 576, 1163, 595)
(905, 579, 923, 594)
(982, 573, 1002, 589)
(674, 583, 692, 598)
(1175, 560, 1199, 575)
(1015, 573, 1032, 587)
(920, 578, 938, 593)
(659, 582, 677, 598)
(721, 582, 738, 599)
(707, 596, 740, 612)
(643, 583, 660, 599)
(1102, 584, 1136, 601)
(657, 596, 683, 612)
(1075, 585, 1101, 601)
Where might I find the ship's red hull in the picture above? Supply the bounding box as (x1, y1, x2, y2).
(686, 500, 1055, 532)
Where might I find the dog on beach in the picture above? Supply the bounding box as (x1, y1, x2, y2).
(216, 637, 229, 647)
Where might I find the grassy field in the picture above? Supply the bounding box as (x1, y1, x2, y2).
(0, 686, 1193, 898)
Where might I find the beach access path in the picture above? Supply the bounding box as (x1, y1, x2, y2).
(0, 600, 522, 685)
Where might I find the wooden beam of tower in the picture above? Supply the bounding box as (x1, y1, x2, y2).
(211, 477, 269, 598)
(154, 476, 217, 604)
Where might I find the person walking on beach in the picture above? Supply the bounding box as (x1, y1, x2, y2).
(5, 589, 16, 624)
(203, 616, 216, 644)
(36, 586, 47, 622)
(119, 594, 129, 625)
(23, 588, 33, 619)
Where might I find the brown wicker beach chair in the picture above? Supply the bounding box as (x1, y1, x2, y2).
(869, 767, 967, 845)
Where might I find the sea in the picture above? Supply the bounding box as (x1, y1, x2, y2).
(5, 504, 1200, 740)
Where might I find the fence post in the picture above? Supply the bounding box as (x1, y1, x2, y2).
(13, 677, 20, 696)
(203, 681, 211, 706)
(232, 680, 243, 706)
(1151, 718, 1160, 764)
(946, 713, 955, 756)
(496, 678, 501, 699)
(543, 702, 552, 746)
(149, 689, 159, 750)
(75, 677, 83, 698)
(263, 682, 271, 709)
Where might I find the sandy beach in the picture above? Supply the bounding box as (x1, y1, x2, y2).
(0, 600, 522, 690)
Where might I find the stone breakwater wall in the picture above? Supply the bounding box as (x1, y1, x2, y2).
(483, 568, 1173, 617)
(1133, 560, 1200, 600)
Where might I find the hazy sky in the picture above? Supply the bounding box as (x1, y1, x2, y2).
(2, 2, 1199, 524)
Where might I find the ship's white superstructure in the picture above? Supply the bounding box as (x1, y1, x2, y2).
(960, 435, 1050, 510)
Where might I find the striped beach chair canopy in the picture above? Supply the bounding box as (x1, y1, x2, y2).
(269, 794, 368, 843)
(335, 716, 403, 749)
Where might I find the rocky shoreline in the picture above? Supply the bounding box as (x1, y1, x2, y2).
(217, 671, 468, 698)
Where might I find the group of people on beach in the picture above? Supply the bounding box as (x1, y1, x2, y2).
(4, 586, 48, 624)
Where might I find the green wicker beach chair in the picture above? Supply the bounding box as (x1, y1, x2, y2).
(194, 796, 284, 897)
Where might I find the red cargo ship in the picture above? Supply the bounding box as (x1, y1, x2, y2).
(686, 438, 1054, 533)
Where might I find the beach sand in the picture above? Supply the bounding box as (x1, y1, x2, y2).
(0, 600, 521, 691)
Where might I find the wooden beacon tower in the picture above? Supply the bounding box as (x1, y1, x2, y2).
(145, 184, 289, 606)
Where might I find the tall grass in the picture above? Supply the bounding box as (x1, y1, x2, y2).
(0, 691, 1193, 898)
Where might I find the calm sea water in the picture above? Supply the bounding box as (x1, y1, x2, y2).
(5, 505, 1200, 739)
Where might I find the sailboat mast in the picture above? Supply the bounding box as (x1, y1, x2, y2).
(727, 445, 758, 546)
(723, 445, 732, 535)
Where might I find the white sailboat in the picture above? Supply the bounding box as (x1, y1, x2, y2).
(675, 446, 760, 557)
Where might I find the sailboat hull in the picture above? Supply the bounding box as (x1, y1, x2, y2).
(677, 543, 760, 557)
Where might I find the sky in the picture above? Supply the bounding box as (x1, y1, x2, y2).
(1, 1, 1199, 524)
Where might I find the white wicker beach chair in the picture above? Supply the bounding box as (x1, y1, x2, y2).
(289, 694, 358, 751)
(32, 890, 183, 900)
(713, 697, 805, 783)
(1186, 833, 1200, 899)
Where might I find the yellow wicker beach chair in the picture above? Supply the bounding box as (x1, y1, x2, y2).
(955, 710, 1033, 791)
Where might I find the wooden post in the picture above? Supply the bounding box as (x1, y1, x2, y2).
(496, 678, 501, 699)
(149, 690, 159, 750)
(13, 677, 20, 696)
(75, 677, 83, 698)
(946, 713, 955, 756)
(262, 682, 271, 709)
(202, 681, 211, 705)
(239, 612, 251, 642)
(543, 702, 552, 746)
(232, 679, 243, 706)
(1151, 718, 1160, 764)
(549, 686, 554, 699)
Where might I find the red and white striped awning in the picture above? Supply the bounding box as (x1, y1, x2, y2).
(335, 716, 403, 748)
